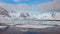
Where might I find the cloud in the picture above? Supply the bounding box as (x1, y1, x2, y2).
(13, 0, 20, 2)
(0, 2, 31, 12)
(13, 0, 29, 2)
(0, 0, 60, 12)
(32, 0, 60, 12)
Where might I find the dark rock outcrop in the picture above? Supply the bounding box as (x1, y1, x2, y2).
(20, 13, 30, 18)
(0, 7, 11, 17)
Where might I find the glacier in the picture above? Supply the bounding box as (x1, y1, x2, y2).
(0, 7, 60, 29)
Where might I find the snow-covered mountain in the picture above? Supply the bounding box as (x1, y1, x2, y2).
(0, 7, 60, 20)
(33, 13, 54, 20)
(19, 12, 30, 19)
(0, 7, 12, 23)
(0, 7, 11, 17)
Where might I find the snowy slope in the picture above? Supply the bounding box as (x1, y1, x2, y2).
(0, 7, 60, 21)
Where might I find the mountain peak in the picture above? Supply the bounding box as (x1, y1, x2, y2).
(0, 7, 11, 17)
(20, 12, 30, 18)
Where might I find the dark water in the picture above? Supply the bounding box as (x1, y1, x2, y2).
(0, 26, 60, 34)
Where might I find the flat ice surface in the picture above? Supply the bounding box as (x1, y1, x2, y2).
(14, 25, 54, 29)
(0, 26, 7, 29)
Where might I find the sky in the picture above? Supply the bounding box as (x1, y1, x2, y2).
(0, 0, 53, 5)
(0, 0, 53, 14)
(0, 0, 60, 19)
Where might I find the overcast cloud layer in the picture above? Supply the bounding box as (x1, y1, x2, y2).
(0, 0, 60, 12)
